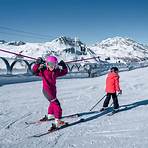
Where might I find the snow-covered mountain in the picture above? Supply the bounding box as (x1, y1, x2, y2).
(0, 40, 7, 44)
(90, 37, 148, 63)
(0, 36, 148, 63)
(47, 36, 84, 51)
(0, 40, 25, 46)
(0, 36, 97, 62)
(7, 41, 26, 46)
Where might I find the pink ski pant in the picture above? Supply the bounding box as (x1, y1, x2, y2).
(48, 100, 62, 119)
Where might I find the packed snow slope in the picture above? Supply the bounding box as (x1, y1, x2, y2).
(0, 67, 148, 148)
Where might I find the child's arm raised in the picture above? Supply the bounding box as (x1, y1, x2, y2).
(55, 60, 68, 77)
(32, 57, 45, 76)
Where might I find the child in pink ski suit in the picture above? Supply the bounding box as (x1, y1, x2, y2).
(32, 56, 68, 127)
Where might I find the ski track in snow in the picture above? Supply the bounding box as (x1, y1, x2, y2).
(0, 67, 148, 147)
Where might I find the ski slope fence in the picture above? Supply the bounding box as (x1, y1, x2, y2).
(0, 57, 148, 78)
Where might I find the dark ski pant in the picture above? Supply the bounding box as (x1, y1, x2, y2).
(103, 93, 119, 109)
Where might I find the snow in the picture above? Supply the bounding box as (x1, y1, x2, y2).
(0, 36, 148, 64)
(90, 36, 148, 63)
(0, 67, 148, 147)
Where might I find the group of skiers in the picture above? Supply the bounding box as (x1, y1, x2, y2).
(32, 56, 122, 130)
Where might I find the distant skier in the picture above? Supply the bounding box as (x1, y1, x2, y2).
(32, 56, 68, 128)
(100, 67, 122, 112)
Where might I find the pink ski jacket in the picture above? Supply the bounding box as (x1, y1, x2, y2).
(32, 64, 68, 101)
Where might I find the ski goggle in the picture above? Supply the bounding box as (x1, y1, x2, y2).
(46, 62, 56, 68)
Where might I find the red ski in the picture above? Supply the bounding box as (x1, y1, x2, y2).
(25, 113, 79, 125)
(29, 119, 85, 138)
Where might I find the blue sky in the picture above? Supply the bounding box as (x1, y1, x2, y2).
(0, 0, 148, 44)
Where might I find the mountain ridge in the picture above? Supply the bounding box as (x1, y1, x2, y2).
(0, 36, 148, 63)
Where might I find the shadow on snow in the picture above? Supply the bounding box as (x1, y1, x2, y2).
(30, 99, 148, 137)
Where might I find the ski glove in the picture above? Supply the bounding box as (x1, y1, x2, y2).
(38, 64, 46, 70)
(117, 90, 122, 95)
(58, 60, 67, 69)
(36, 57, 45, 64)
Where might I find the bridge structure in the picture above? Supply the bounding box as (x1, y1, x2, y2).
(0, 57, 148, 78)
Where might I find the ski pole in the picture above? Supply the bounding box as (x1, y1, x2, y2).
(0, 48, 100, 63)
(0, 48, 37, 60)
(89, 94, 106, 111)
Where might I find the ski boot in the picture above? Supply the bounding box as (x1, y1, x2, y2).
(39, 115, 48, 121)
(100, 107, 108, 112)
(112, 108, 119, 114)
(48, 123, 57, 131)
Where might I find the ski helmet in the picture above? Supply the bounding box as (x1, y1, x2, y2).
(110, 67, 119, 72)
(45, 56, 58, 64)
